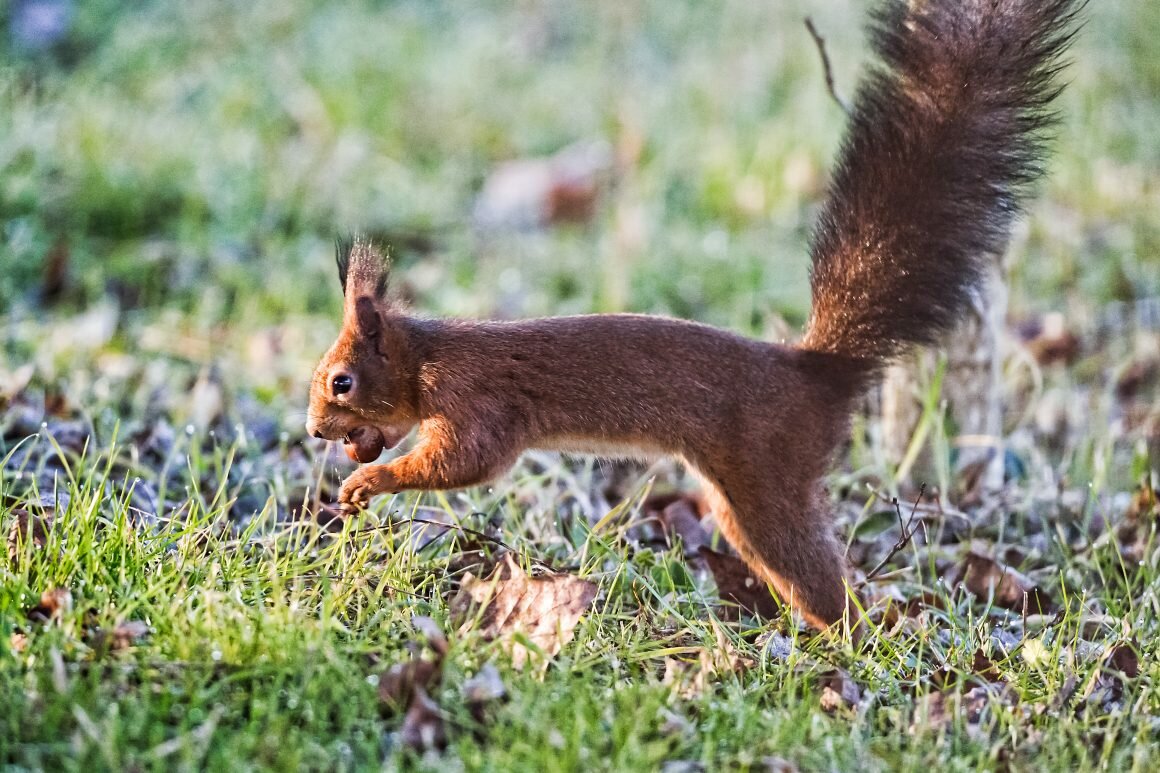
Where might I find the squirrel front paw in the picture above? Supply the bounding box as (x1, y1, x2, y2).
(337, 465, 398, 512)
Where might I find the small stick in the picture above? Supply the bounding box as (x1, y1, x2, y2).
(804, 17, 850, 115)
(861, 483, 927, 584)
(353, 516, 516, 554)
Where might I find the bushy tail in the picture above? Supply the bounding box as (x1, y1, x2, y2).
(800, 0, 1082, 363)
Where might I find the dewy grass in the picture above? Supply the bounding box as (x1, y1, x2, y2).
(3, 420, 1158, 770)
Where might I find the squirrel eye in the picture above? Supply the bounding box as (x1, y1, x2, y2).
(331, 374, 354, 396)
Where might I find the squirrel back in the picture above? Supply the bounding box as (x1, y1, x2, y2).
(801, 0, 1082, 365)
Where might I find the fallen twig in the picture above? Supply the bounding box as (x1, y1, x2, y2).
(861, 484, 926, 584)
(805, 17, 850, 115)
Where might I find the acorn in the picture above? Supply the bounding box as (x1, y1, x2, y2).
(344, 426, 386, 463)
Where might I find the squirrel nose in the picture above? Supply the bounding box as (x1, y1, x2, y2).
(312, 430, 323, 439)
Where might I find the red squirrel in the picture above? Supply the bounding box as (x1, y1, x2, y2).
(306, 0, 1082, 634)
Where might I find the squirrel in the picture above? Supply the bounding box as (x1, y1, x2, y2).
(306, 0, 1082, 635)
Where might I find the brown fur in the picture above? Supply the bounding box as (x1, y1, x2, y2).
(306, 0, 1081, 635)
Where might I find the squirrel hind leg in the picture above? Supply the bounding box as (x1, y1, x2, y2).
(697, 471, 861, 636)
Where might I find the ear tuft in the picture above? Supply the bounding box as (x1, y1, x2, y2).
(337, 233, 391, 300)
(335, 235, 353, 294)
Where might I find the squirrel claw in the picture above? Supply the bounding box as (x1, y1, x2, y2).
(338, 465, 395, 511)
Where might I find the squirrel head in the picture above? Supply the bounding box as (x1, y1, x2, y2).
(305, 237, 417, 453)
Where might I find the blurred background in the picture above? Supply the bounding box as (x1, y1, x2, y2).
(1, 0, 1158, 502)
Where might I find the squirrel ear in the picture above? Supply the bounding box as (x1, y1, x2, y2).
(353, 296, 382, 340)
(336, 234, 390, 300)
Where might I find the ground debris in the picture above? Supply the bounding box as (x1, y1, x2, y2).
(818, 669, 862, 713)
(949, 548, 1054, 614)
(7, 507, 54, 565)
(87, 620, 152, 655)
(378, 616, 451, 752)
(27, 587, 72, 624)
(450, 553, 597, 670)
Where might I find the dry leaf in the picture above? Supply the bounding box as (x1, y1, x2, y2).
(379, 659, 442, 712)
(27, 587, 72, 623)
(1114, 357, 1159, 402)
(1103, 641, 1139, 679)
(953, 550, 1053, 613)
(628, 493, 710, 556)
(655, 497, 710, 555)
(971, 648, 1003, 682)
(962, 684, 1013, 724)
(1019, 312, 1081, 366)
(398, 688, 447, 752)
(450, 554, 597, 670)
(411, 615, 450, 658)
(89, 620, 151, 654)
(698, 547, 781, 620)
(818, 669, 861, 713)
(1049, 674, 1080, 713)
(911, 691, 951, 733)
(10, 631, 29, 654)
(7, 508, 53, 565)
(379, 617, 448, 711)
(473, 140, 611, 230)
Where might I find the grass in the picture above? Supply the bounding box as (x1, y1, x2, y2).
(2, 0, 1160, 770)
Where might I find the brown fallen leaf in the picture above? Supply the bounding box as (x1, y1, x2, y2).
(952, 550, 1053, 614)
(1048, 674, 1080, 714)
(379, 659, 442, 712)
(88, 620, 151, 655)
(655, 497, 710, 555)
(450, 554, 597, 670)
(1018, 312, 1081, 366)
(911, 691, 951, 733)
(913, 684, 1012, 734)
(1103, 640, 1139, 679)
(472, 140, 612, 230)
(971, 648, 1003, 682)
(378, 616, 449, 711)
(375, 617, 455, 752)
(630, 494, 711, 556)
(7, 507, 53, 565)
(964, 684, 1015, 724)
(818, 668, 861, 713)
(27, 587, 72, 624)
(411, 615, 450, 658)
(1080, 644, 1138, 717)
(398, 688, 447, 752)
(1114, 357, 1159, 402)
(698, 547, 781, 620)
(1124, 479, 1157, 523)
